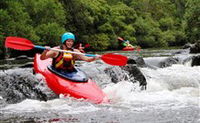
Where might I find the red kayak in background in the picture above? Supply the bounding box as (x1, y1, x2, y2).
(118, 37, 142, 52)
(122, 46, 134, 51)
(33, 53, 108, 104)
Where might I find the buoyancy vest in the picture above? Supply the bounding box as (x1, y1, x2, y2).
(52, 48, 75, 72)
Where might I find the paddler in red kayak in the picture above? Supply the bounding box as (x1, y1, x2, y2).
(40, 32, 99, 72)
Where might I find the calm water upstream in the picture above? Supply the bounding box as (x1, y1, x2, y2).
(0, 49, 199, 123)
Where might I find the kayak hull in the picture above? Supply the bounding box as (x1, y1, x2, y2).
(33, 54, 108, 104)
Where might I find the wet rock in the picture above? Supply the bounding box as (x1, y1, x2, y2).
(127, 58, 136, 64)
(128, 56, 157, 70)
(190, 41, 200, 53)
(183, 43, 193, 49)
(104, 65, 147, 90)
(104, 67, 128, 83)
(0, 68, 57, 104)
(192, 55, 200, 66)
(120, 65, 147, 89)
(128, 56, 146, 67)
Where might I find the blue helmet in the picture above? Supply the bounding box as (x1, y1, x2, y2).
(61, 32, 75, 44)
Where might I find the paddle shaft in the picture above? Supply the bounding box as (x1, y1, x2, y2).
(5, 36, 128, 66)
(35, 45, 128, 66)
(35, 45, 98, 57)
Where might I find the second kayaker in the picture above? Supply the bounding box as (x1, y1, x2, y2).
(40, 32, 99, 72)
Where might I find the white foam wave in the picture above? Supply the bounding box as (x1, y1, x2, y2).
(2, 98, 99, 114)
(102, 65, 200, 109)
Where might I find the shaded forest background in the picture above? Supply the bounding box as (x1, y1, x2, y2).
(0, 0, 199, 58)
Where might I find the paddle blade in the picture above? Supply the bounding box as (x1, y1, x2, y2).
(117, 37, 124, 41)
(5, 37, 34, 50)
(101, 53, 128, 66)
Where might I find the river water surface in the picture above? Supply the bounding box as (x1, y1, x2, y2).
(0, 49, 199, 123)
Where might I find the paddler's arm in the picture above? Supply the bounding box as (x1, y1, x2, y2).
(40, 46, 58, 60)
(74, 49, 100, 62)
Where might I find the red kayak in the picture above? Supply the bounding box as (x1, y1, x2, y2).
(122, 46, 142, 52)
(33, 53, 108, 104)
(122, 46, 134, 51)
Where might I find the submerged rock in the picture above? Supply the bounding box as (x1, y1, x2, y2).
(159, 57, 179, 68)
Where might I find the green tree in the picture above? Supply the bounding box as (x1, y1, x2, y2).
(0, 0, 67, 58)
(108, 2, 137, 48)
(1, 1, 37, 39)
(1, 0, 198, 58)
(89, 33, 110, 50)
(134, 15, 167, 48)
(21, 0, 67, 44)
(22, 0, 66, 26)
(184, 0, 200, 43)
(0, 1, 38, 58)
(35, 23, 65, 46)
(61, 0, 113, 49)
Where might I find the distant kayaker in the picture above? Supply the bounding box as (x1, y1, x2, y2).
(40, 32, 99, 72)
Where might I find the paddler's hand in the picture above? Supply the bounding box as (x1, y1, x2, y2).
(43, 46, 50, 53)
(94, 55, 101, 60)
(40, 46, 51, 60)
(87, 55, 100, 62)
(94, 55, 101, 61)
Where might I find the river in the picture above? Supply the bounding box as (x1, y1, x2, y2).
(0, 49, 199, 123)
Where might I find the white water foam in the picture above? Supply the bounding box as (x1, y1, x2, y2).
(2, 98, 99, 114)
(102, 64, 199, 110)
(1, 63, 199, 114)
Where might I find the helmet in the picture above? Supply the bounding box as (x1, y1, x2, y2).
(61, 32, 75, 44)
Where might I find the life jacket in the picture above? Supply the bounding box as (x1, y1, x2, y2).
(52, 48, 75, 72)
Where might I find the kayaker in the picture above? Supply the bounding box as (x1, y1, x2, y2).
(40, 32, 99, 72)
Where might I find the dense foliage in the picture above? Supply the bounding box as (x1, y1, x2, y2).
(0, 0, 199, 58)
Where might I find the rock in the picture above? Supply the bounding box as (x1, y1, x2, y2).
(104, 65, 147, 90)
(192, 55, 200, 66)
(127, 56, 147, 67)
(127, 58, 136, 64)
(0, 69, 57, 104)
(104, 67, 128, 83)
(183, 43, 193, 49)
(190, 41, 200, 53)
(120, 65, 147, 88)
(128, 56, 158, 70)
